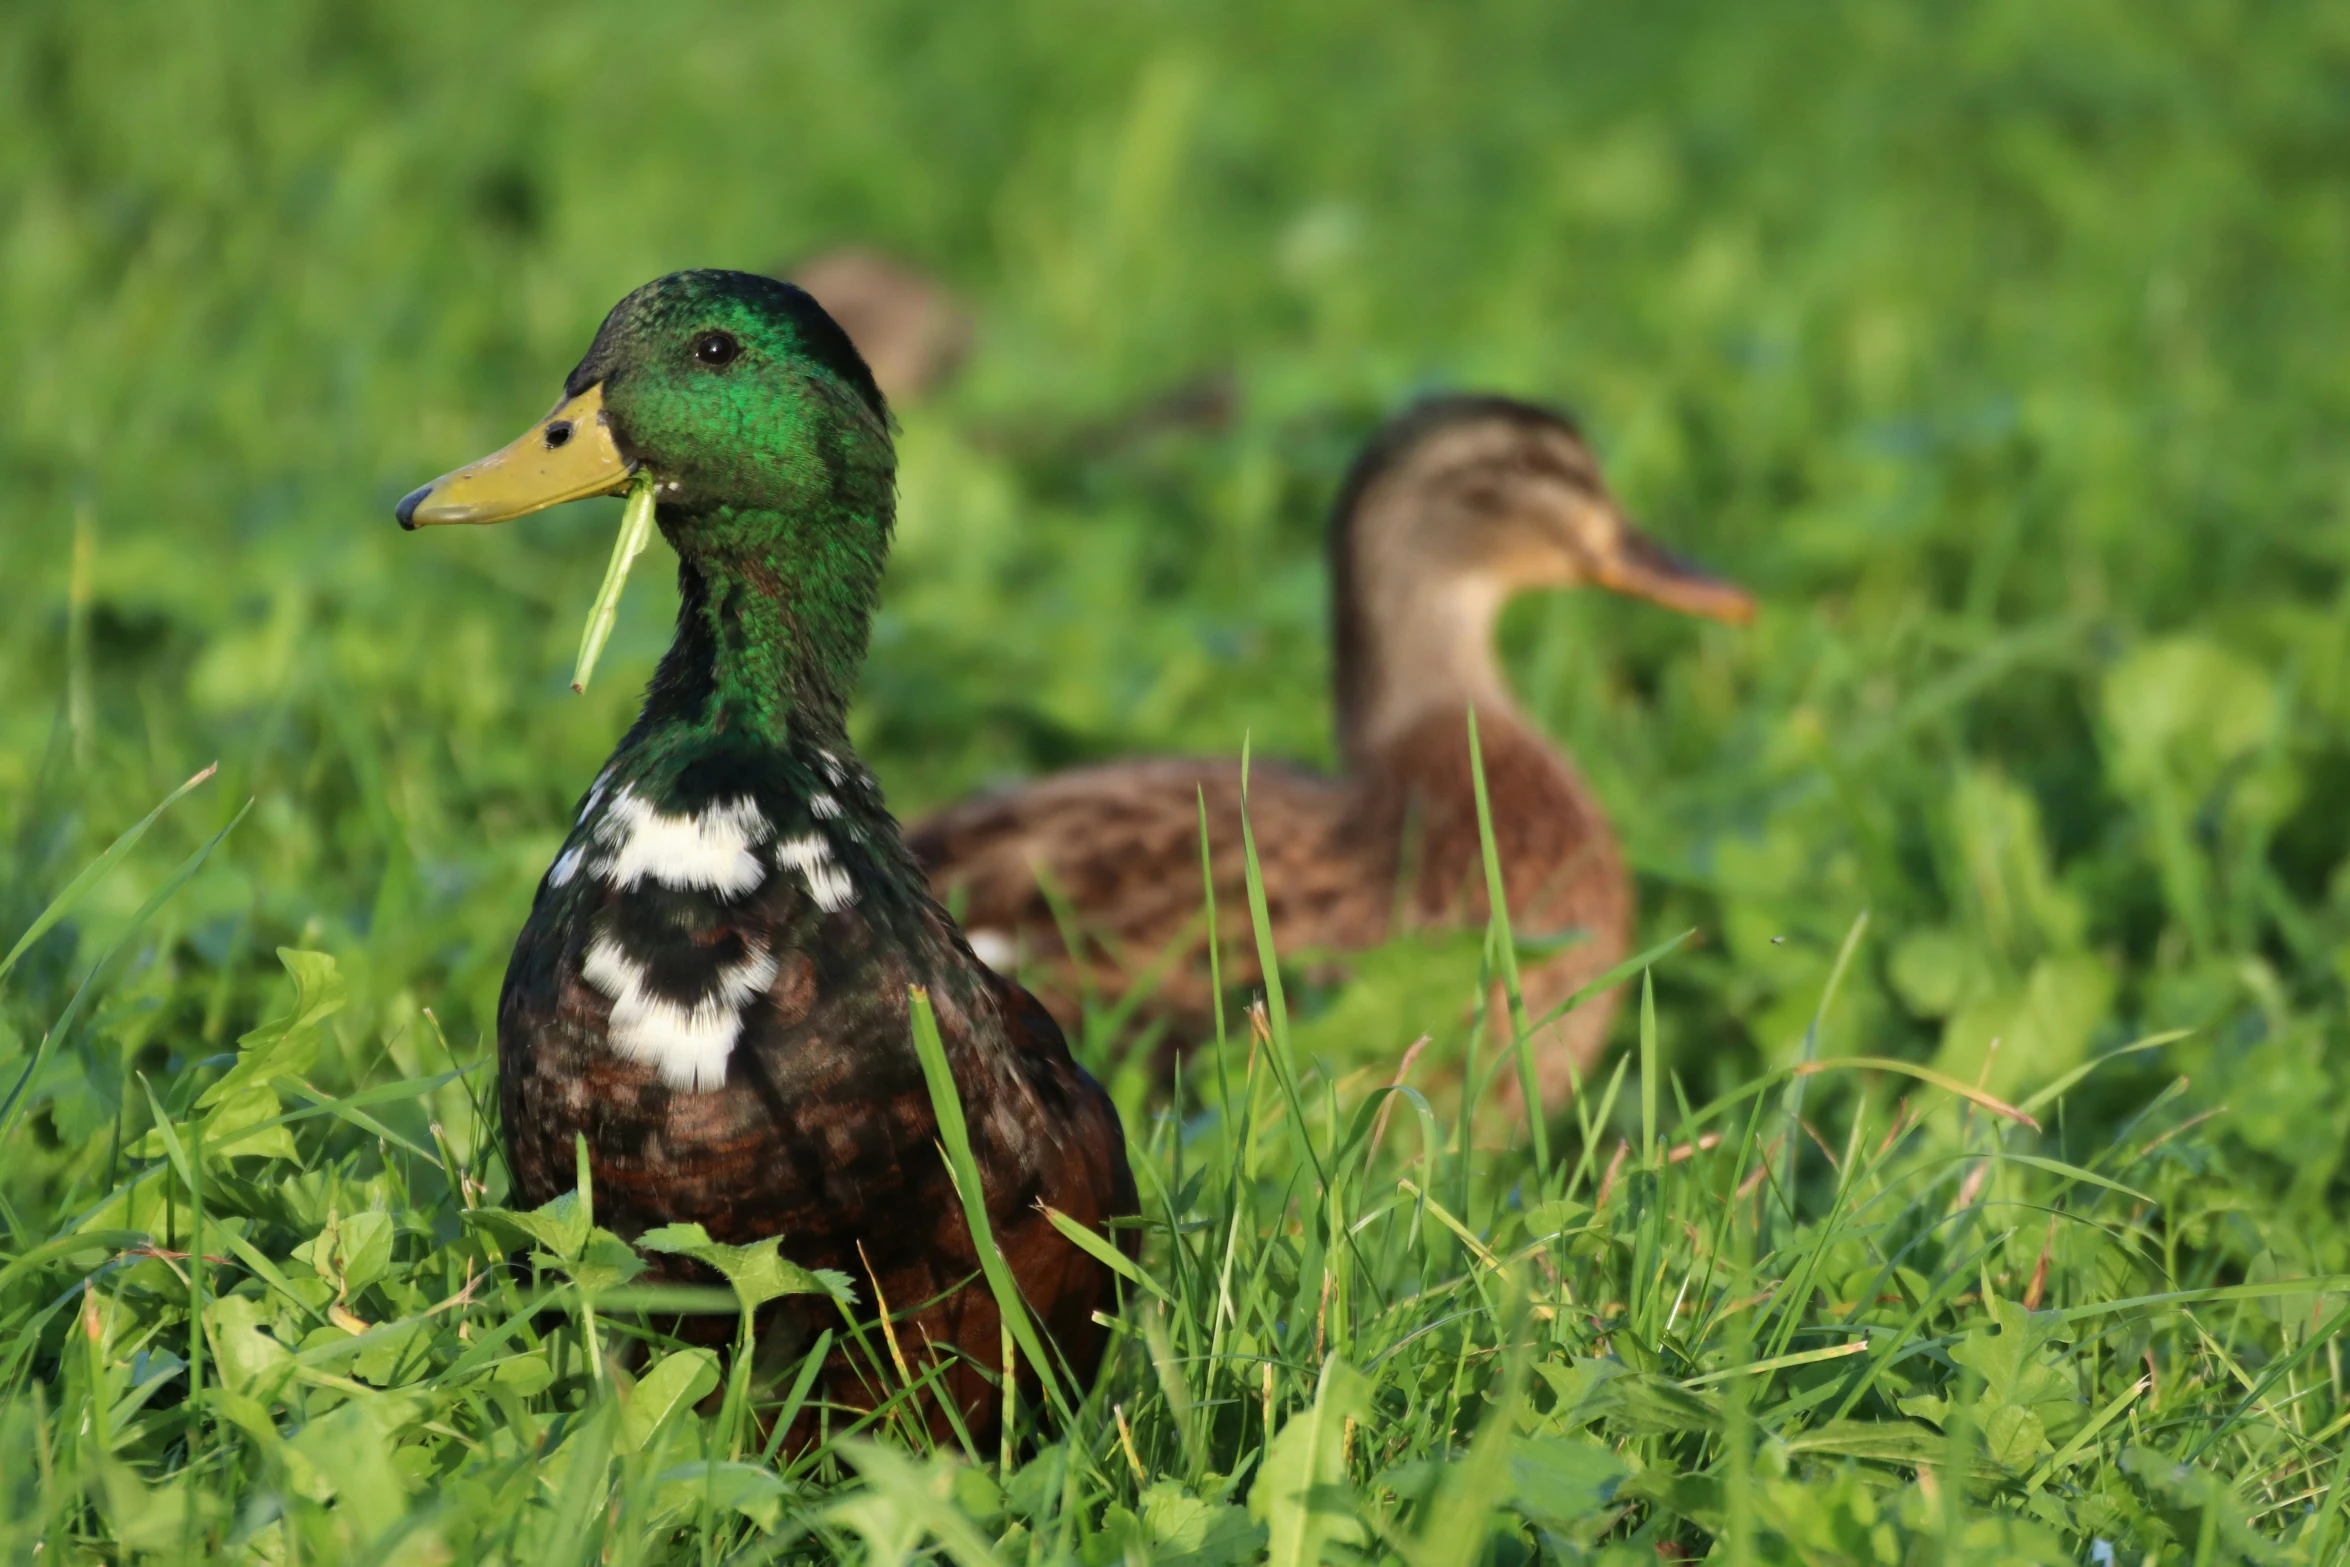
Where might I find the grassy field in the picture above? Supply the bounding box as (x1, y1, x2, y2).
(5, 0, 2350, 1559)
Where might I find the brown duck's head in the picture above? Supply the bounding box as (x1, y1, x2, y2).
(781, 246, 973, 406)
(1330, 394, 1754, 760)
(1333, 394, 1754, 622)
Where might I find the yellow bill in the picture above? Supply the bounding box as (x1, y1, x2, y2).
(395, 383, 631, 529)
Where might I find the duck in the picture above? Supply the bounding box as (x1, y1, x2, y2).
(908, 394, 1753, 1111)
(783, 246, 973, 406)
(396, 269, 1134, 1443)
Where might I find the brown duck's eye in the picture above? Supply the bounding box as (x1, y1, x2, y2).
(692, 330, 742, 367)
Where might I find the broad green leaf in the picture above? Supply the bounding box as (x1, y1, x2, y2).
(619, 1347, 719, 1454)
(197, 948, 346, 1108)
(489, 1351, 553, 1396)
(1949, 1295, 2074, 1412)
(1782, 1419, 1951, 1466)
(203, 1293, 294, 1400)
(1982, 1402, 2051, 1467)
(831, 1439, 1009, 1567)
(2103, 635, 2276, 791)
(570, 1229, 648, 1293)
(203, 1084, 300, 1162)
(92, 1456, 224, 1553)
(1507, 1436, 1627, 1524)
(636, 1221, 855, 1311)
(467, 1187, 590, 1261)
(1250, 1356, 1371, 1567)
(351, 1317, 430, 1387)
(1138, 1479, 1265, 1567)
(652, 1461, 793, 1532)
(287, 1393, 427, 1545)
(1523, 1197, 1593, 1240)
(133, 1083, 298, 1162)
(293, 1208, 395, 1296)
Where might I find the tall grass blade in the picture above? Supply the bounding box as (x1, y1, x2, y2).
(0, 800, 248, 1146)
(0, 761, 216, 989)
(1465, 706, 1547, 1174)
(907, 986, 1073, 1421)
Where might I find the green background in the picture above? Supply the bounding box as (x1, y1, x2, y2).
(5, 0, 2347, 1202)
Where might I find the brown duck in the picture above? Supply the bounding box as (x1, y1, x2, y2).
(784, 246, 974, 406)
(909, 395, 1753, 1108)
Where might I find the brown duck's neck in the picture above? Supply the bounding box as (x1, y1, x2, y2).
(1332, 536, 1521, 772)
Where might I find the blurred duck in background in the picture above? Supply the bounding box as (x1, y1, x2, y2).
(909, 395, 1754, 1110)
(780, 245, 1241, 451)
(783, 246, 974, 405)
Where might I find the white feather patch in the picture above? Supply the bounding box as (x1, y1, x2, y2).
(967, 928, 1017, 972)
(582, 933, 778, 1092)
(775, 832, 857, 912)
(592, 788, 770, 896)
(548, 845, 585, 888)
(810, 791, 842, 819)
(579, 771, 613, 825)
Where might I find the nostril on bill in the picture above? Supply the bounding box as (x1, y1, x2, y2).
(544, 420, 574, 450)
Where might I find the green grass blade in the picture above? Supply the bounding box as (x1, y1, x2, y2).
(0, 801, 248, 1147)
(0, 762, 216, 989)
(906, 986, 1073, 1421)
(1465, 705, 1547, 1174)
(1639, 968, 1658, 1168)
(2017, 1029, 2190, 1114)
(1233, 736, 1333, 1193)
(1039, 1202, 1173, 1304)
(571, 470, 656, 695)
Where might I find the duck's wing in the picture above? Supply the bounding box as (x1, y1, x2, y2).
(906, 756, 1378, 1032)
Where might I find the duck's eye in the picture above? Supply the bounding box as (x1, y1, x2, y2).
(691, 331, 742, 367)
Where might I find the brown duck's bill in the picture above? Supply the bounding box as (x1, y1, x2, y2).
(1593, 526, 1757, 624)
(395, 383, 632, 530)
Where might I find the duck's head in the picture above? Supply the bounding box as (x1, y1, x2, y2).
(398, 270, 895, 738)
(399, 269, 889, 533)
(1332, 394, 1753, 759)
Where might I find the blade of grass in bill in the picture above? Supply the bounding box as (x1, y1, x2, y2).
(907, 986, 1072, 1421)
(572, 468, 656, 694)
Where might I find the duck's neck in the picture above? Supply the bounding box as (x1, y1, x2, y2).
(631, 501, 884, 757)
(1332, 519, 1518, 771)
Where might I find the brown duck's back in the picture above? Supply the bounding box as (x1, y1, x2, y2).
(909, 706, 1631, 1098)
